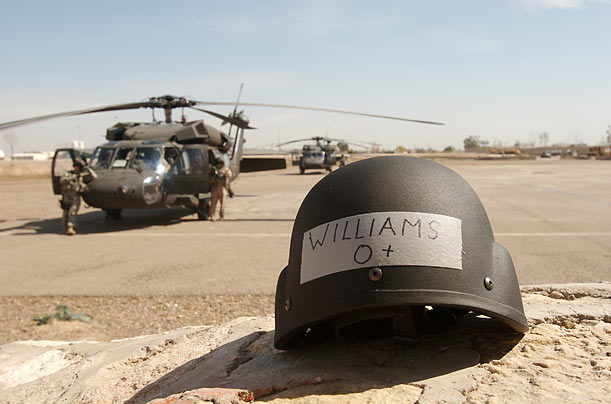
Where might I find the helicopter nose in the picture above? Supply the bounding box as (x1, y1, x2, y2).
(143, 175, 163, 205)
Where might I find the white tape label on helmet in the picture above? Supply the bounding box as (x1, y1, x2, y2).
(301, 211, 462, 284)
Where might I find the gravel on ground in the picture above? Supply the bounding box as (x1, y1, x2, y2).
(0, 295, 275, 345)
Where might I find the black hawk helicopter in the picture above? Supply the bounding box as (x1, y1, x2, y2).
(278, 136, 377, 174)
(0, 94, 443, 219)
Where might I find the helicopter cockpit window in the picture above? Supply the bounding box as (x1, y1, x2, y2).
(133, 146, 170, 174)
(176, 150, 192, 174)
(112, 147, 134, 169)
(304, 150, 322, 158)
(208, 150, 217, 165)
(90, 147, 115, 170)
(169, 152, 185, 175)
(164, 148, 179, 167)
(186, 149, 206, 175)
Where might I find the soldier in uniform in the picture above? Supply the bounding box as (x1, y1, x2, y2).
(208, 157, 232, 221)
(59, 157, 97, 235)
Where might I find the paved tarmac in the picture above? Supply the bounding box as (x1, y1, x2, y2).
(0, 158, 609, 296)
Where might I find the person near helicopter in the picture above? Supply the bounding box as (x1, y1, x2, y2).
(208, 157, 232, 221)
(219, 152, 234, 198)
(59, 157, 97, 235)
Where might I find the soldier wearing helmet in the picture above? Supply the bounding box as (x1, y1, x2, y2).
(208, 156, 232, 221)
(59, 157, 97, 235)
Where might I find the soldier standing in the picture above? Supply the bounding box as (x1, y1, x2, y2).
(338, 153, 347, 168)
(59, 157, 97, 235)
(208, 158, 232, 221)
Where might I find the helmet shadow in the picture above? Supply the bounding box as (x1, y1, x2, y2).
(127, 314, 523, 403)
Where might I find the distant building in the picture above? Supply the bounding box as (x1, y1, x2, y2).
(59, 140, 85, 150)
(11, 152, 50, 161)
(0, 148, 5, 160)
(71, 140, 85, 150)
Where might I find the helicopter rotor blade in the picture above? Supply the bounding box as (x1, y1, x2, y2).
(0, 95, 443, 132)
(277, 138, 323, 147)
(193, 101, 444, 126)
(340, 138, 378, 146)
(343, 141, 372, 150)
(190, 107, 255, 129)
(0, 102, 159, 131)
(342, 140, 377, 149)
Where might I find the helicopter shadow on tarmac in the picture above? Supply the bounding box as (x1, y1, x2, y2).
(3, 206, 296, 235)
(4, 207, 197, 235)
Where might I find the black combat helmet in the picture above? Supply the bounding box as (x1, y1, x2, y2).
(274, 156, 528, 349)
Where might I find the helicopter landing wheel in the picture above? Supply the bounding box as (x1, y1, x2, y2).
(196, 197, 210, 220)
(104, 209, 122, 220)
(326, 166, 333, 173)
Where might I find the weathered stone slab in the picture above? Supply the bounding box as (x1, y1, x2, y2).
(0, 283, 609, 404)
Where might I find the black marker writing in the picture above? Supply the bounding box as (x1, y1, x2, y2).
(369, 218, 376, 237)
(342, 220, 352, 240)
(309, 223, 329, 250)
(353, 244, 373, 264)
(379, 216, 396, 236)
(354, 218, 364, 239)
(333, 223, 339, 242)
(402, 218, 421, 238)
(428, 220, 440, 240)
(382, 245, 394, 257)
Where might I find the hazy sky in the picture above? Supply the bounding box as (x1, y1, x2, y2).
(1, 0, 610, 153)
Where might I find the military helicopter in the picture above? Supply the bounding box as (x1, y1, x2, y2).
(0, 93, 443, 220)
(1, 94, 256, 220)
(278, 136, 374, 174)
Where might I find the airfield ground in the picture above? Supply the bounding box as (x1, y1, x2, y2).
(0, 157, 609, 343)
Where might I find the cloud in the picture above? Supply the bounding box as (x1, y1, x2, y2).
(520, 0, 611, 10)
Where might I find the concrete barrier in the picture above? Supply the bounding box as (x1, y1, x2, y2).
(240, 155, 289, 172)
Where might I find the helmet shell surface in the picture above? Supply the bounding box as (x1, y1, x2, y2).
(274, 156, 528, 349)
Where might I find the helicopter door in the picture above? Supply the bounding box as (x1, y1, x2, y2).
(51, 148, 76, 195)
(165, 147, 209, 194)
